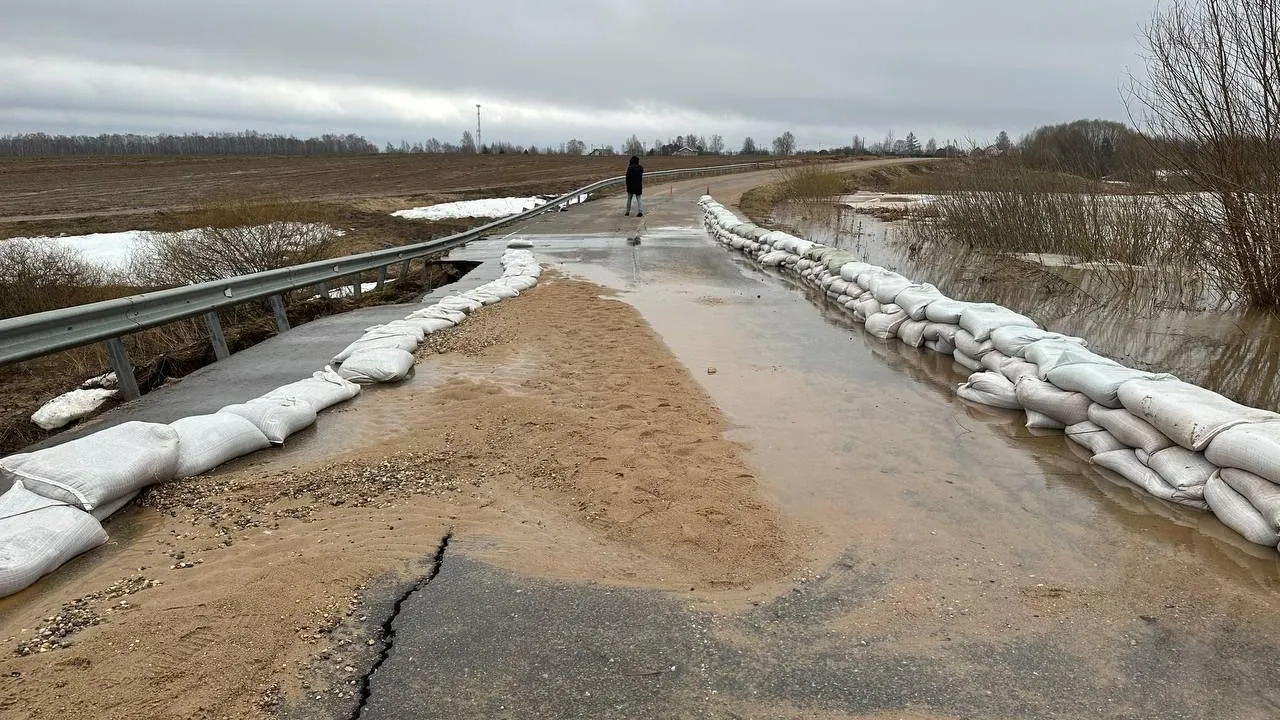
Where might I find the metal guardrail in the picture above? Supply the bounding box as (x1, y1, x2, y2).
(0, 160, 774, 398)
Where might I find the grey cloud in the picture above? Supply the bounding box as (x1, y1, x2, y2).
(0, 0, 1159, 148)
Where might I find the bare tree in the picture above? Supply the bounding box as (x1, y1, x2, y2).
(708, 134, 725, 155)
(995, 130, 1012, 152)
(925, 137, 937, 155)
(741, 136, 758, 155)
(564, 139, 586, 156)
(624, 135, 645, 156)
(460, 131, 477, 153)
(1129, 0, 1280, 306)
(772, 131, 796, 156)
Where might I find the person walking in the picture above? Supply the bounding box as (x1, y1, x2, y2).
(624, 155, 644, 217)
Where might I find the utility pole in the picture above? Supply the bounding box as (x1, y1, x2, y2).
(475, 104, 482, 153)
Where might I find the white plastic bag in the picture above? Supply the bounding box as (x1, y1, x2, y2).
(0, 421, 180, 511)
(219, 397, 317, 444)
(337, 348, 416, 384)
(1205, 422, 1280, 486)
(263, 367, 361, 411)
(170, 413, 272, 479)
(0, 481, 108, 598)
(1118, 378, 1280, 451)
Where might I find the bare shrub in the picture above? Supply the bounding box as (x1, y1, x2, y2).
(0, 239, 114, 319)
(131, 195, 342, 286)
(1129, 0, 1280, 306)
(775, 163, 845, 205)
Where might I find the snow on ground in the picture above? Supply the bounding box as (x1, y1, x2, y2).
(312, 281, 390, 299)
(392, 193, 589, 221)
(31, 387, 118, 430)
(839, 192, 937, 212)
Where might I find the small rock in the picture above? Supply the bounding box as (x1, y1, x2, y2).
(706, 367, 718, 375)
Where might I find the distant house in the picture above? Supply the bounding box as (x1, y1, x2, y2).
(672, 146, 699, 156)
(936, 145, 966, 158)
(982, 145, 1006, 157)
(588, 147, 616, 156)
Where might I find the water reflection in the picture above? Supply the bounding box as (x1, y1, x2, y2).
(779, 205, 1280, 413)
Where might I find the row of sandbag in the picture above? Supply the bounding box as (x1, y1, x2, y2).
(0, 247, 544, 598)
(699, 196, 1280, 552)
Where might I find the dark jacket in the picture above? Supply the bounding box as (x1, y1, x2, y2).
(625, 163, 644, 195)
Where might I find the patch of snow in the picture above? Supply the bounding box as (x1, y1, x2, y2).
(392, 193, 589, 221)
(506, 239, 534, 249)
(312, 280, 392, 299)
(31, 387, 117, 431)
(80, 372, 118, 390)
(838, 192, 937, 212)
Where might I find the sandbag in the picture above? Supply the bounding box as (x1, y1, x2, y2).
(90, 491, 137, 522)
(1206, 472, 1280, 546)
(924, 299, 972, 324)
(1205, 422, 1280, 486)
(924, 338, 955, 356)
(478, 282, 520, 299)
(1118, 378, 1280, 451)
(263, 367, 362, 411)
(1147, 446, 1217, 491)
(1044, 364, 1168, 409)
(1087, 405, 1175, 455)
(895, 284, 945, 321)
(999, 357, 1040, 384)
(760, 251, 789, 267)
(0, 421, 179, 511)
(865, 310, 909, 340)
(1014, 377, 1092, 425)
(219, 397, 317, 445)
(1023, 341, 1121, 378)
(401, 316, 456, 335)
(1025, 411, 1066, 430)
(408, 306, 467, 324)
(1065, 422, 1128, 455)
(436, 295, 484, 314)
(1093, 450, 1208, 509)
(953, 330, 994, 359)
(839, 262, 872, 284)
(332, 330, 419, 364)
(923, 323, 959, 344)
(170, 413, 272, 479)
(855, 297, 882, 319)
(368, 321, 425, 342)
(1220, 467, 1280, 531)
(0, 482, 108, 598)
(897, 319, 929, 348)
(337, 348, 416, 384)
(868, 272, 913, 305)
(958, 303, 1038, 341)
(463, 288, 503, 305)
(956, 372, 1020, 410)
(990, 327, 1087, 358)
(980, 350, 1011, 374)
(953, 351, 984, 373)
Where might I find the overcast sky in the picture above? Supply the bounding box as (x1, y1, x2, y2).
(0, 0, 1160, 150)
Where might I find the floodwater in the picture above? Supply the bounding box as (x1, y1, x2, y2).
(781, 204, 1280, 413)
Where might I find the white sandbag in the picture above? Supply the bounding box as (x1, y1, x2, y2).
(1135, 449, 1150, 465)
(401, 316, 456, 335)
(956, 372, 1020, 410)
(263, 367, 362, 411)
(1118, 378, 1280, 451)
(922, 322, 958, 344)
(1206, 472, 1280, 546)
(90, 491, 137, 522)
(464, 289, 503, 305)
(1087, 405, 1175, 455)
(855, 297, 882, 319)
(954, 330, 994, 359)
(1044, 364, 1169, 409)
(999, 357, 1040, 384)
(436, 295, 484, 314)
(1023, 341, 1121, 378)
(868, 272, 913, 305)
(958, 303, 1038, 342)
(924, 299, 973, 324)
(478, 282, 520, 299)
(897, 319, 930, 348)
(839, 262, 872, 284)
(1219, 467, 1280, 531)
(828, 279, 852, 297)
(880, 303, 903, 315)
(796, 259, 814, 271)
(1025, 411, 1065, 430)
(1093, 449, 1208, 509)
(369, 321, 425, 342)
(760, 251, 789, 267)
(980, 350, 1011, 374)
(0, 421, 179, 511)
(0, 482, 108, 598)
(953, 350, 984, 373)
(1065, 422, 1128, 455)
(990, 327, 1087, 358)
(408, 306, 467, 324)
(332, 330, 419, 364)
(337, 348, 416, 384)
(501, 275, 538, 291)
(219, 397, 317, 445)
(925, 338, 955, 356)
(1147, 446, 1217, 491)
(1014, 377, 1092, 425)
(1205, 422, 1280, 487)
(895, 284, 945, 321)
(865, 310, 909, 340)
(169, 413, 272, 479)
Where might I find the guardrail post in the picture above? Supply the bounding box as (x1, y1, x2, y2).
(268, 294, 290, 332)
(376, 265, 387, 290)
(317, 280, 329, 298)
(399, 259, 411, 280)
(203, 311, 230, 361)
(104, 337, 141, 401)
(352, 274, 363, 299)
